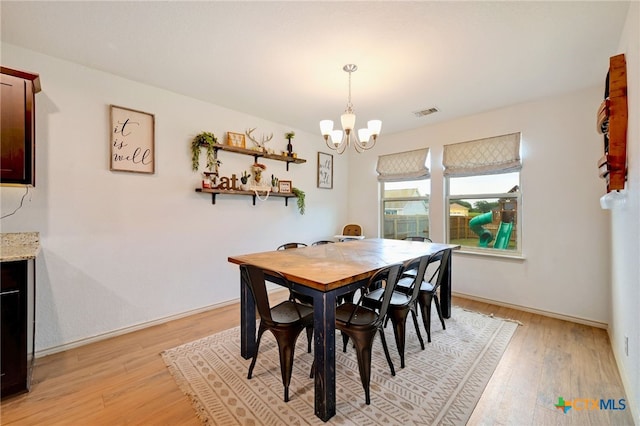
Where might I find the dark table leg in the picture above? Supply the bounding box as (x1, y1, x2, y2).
(240, 273, 256, 359)
(441, 250, 452, 318)
(312, 290, 337, 421)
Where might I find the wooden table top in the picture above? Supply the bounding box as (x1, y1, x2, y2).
(228, 238, 459, 292)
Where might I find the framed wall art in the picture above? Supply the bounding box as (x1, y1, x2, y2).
(227, 132, 246, 148)
(278, 180, 292, 193)
(110, 105, 155, 174)
(317, 152, 333, 189)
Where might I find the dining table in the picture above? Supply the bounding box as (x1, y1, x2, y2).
(228, 237, 459, 422)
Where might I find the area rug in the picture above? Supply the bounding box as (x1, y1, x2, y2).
(161, 307, 518, 425)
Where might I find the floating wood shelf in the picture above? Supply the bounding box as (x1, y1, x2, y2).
(194, 141, 304, 205)
(210, 143, 306, 171)
(195, 188, 297, 206)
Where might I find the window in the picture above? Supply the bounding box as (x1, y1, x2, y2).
(377, 149, 431, 240)
(444, 133, 522, 254)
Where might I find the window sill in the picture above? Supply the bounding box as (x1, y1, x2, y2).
(453, 248, 525, 260)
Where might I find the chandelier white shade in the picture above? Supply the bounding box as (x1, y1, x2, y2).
(320, 64, 382, 154)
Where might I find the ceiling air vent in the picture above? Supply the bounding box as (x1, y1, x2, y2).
(413, 107, 439, 117)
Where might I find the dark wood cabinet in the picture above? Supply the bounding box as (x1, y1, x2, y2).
(1, 259, 35, 399)
(1, 66, 41, 186)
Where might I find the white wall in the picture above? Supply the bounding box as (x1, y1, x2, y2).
(348, 7, 640, 415)
(610, 2, 640, 422)
(1, 13, 637, 416)
(0, 44, 348, 353)
(348, 87, 611, 325)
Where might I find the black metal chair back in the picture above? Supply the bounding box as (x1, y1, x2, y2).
(418, 249, 451, 342)
(403, 236, 432, 242)
(363, 255, 430, 368)
(240, 264, 313, 402)
(311, 240, 334, 245)
(334, 263, 403, 404)
(277, 242, 307, 250)
(275, 242, 314, 350)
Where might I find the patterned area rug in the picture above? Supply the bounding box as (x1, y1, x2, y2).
(162, 307, 518, 425)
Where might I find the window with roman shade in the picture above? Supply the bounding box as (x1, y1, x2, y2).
(377, 148, 430, 182)
(443, 132, 521, 177)
(444, 132, 522, 255)
(378, 148, 431, 240)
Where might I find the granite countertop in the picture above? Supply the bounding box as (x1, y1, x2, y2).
(0, 232, 40, 261)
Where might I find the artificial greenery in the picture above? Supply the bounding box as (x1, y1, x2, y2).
(240, 171, 251, 184)
(285, 131, 295, 156)
(191, 132, 218, 171)
(292, 187, 305, 215)
(271, 174, 279, 187)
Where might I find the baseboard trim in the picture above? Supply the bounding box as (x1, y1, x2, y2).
(453, 291, 608, 329)
(36, 288, 293, 358)
(35, 298, 239, 357)
(38, 289, 608, 357)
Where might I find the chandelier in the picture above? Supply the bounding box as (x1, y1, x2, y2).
(319, 64, 382, 154)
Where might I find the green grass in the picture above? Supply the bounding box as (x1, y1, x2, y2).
(450, 238, 516, 250)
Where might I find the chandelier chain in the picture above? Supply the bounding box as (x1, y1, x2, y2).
(346, 68, 353, 112)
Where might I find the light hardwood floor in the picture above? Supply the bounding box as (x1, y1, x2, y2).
(1, 296, 634, 425)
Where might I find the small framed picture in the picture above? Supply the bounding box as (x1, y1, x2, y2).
(110, 105, 155, 174)
(278, 180, 292, 193)
(317, 152, 333, 189)
(227, 132, 245, 148)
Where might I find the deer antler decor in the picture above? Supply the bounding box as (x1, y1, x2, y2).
(245, 128, 273, 151)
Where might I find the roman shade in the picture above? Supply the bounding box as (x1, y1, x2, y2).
(443, 132, 521, 177)
(376, 148, 430, 182)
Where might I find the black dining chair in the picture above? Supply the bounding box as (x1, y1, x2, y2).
(277, 242, 314, 351)
(240, 264, 314, 402)
(277, 242, 307, 250)
(403, 236, 432, 242)
(401, 236, 440, 279)
(395, 249, 451, 343)
(362, 255, 429, 368)
(311, 240, 334, 245)
(333, 263, 403, 404)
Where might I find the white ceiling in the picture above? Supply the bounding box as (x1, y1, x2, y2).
(1, 1, 630, 135)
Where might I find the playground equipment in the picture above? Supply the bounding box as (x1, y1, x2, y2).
(493, 221, 513, 249)
(469, 212, 494, 247)
(469, 211, 514, 249)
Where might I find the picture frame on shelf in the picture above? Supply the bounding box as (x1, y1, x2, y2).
(317, 152, 333, 189)
(278, 180, 292, 193)
(227, 132, 246, 148)
(110, 105, 155, 174)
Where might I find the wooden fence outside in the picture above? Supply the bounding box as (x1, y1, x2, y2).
(449, 215, 517, 242)
(450, 216, 475, 239)
(383, 215, 429, 240)
(384, 214, 517, 243)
